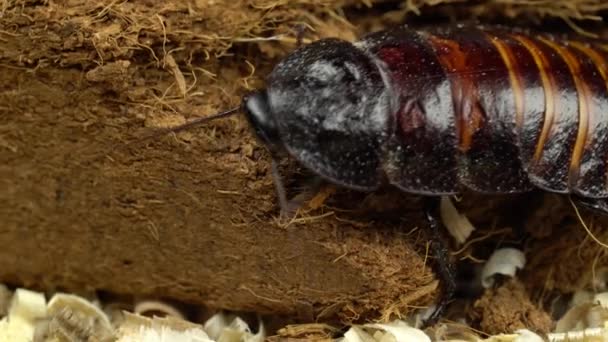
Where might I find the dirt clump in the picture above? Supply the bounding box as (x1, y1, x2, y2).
(471, 279, 553, 335)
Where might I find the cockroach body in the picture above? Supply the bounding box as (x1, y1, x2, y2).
(152, 25, 608, 325)
(244, 26, 608, 202)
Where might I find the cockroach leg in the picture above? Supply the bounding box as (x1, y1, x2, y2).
(422, 197, 456, 327)
(294, 24, 307, 48)
(271, 159, 326, 219)
(573, 196, 608, 215)
(270, 158, 292, 219)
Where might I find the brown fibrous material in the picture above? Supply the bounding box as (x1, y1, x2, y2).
(471, 279, 554, 335)
(2, 0, 608, 336)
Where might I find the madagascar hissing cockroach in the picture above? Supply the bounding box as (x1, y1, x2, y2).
(139, 25, 608, 325)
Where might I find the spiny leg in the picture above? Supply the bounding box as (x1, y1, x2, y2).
(572, 195, 608, 215)
(270, 157, 325, 220)
(295, 24, 307, 48)
(270, 158, 290, 218)
(422, 197, 457, 327)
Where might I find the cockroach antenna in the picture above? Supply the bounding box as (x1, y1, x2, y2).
(132, 105, 241, 144)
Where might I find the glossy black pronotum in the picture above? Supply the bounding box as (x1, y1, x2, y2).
(141, 25, 608, 325)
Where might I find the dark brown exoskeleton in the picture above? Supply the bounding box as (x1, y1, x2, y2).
(144, 26, 608, 325)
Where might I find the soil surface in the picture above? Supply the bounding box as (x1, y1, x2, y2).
(2, 0, 608, 336)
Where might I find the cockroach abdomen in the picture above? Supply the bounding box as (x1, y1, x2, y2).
(486, 32, 546, 181)
(421, 28, 533, 193)
(565, 42, 608, 198)
(362, 28, 534, 194)
(265, 38, 396, 191)
(511, 33, 579, 193)
(359, 29, 460, 195)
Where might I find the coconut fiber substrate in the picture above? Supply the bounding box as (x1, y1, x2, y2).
(2, 0, 608, 340)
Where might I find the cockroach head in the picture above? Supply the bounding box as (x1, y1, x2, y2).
(244, 38, 396, 190)
(242, 90, 281, 152)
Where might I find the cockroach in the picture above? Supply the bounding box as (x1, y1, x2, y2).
(134, 25, 608, 325)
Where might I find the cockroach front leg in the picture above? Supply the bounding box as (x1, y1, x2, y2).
(294, 24, 307, 48)
(270, 158, 291, 218)
(573, 196, 608, 215)
(270, 158, 326, 220)
(422, 197, 457, 327)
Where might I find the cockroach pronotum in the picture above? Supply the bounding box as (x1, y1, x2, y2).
(135, 25, 608, 325)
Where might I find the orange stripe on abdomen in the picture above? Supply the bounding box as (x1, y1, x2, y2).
(567, 41, 608, 196)
(423, 34, 483, 153)
(421, 29, 531, 192)
(538, 38, 590, 186)
(488, 34, 525, 130)
(570, 42, 608, 83)
(511, 35, 556, 164)
(510, 34, 579, 192)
